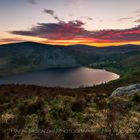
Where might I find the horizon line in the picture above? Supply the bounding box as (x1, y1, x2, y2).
(0, 41, 140, 48)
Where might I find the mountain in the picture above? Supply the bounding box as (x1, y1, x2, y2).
(68, 44, 140, 73)
(0, 42, 79, 77)
(0, 42, 140, 77)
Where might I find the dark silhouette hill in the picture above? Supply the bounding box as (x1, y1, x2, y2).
(0, 42, 140, 77)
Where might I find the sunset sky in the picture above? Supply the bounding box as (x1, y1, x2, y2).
(0, 0, 140, 46)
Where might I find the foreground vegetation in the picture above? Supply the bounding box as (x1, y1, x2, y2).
(0, 84, 140, 140)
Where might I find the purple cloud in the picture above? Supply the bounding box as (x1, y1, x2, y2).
(43, 9, 62, 22)
(10, 20, 140, 43)
(44, 9, 54, 16)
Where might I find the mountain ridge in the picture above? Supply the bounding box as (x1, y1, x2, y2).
(0, 41, 140, 77)
(1, 41, 140, 48)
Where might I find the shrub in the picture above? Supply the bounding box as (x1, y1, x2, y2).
(132, 93, 140, 103)
(18, 97, 44, 115)
(71, 97, 87, 112)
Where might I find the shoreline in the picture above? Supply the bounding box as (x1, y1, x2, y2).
(0, 66, 120, 89)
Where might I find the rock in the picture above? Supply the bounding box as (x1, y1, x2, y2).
(110, 84, 140, 97)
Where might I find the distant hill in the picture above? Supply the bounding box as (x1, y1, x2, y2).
(67, 44, 140, 74)
(0, 42, 79, 77)
(0, 42, 140, 77)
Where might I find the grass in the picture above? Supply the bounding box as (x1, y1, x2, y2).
(0, 84, 140, 140)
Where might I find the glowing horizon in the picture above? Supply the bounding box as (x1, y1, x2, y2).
(0, 0, 140, 47)
(1, 38, 140, 47)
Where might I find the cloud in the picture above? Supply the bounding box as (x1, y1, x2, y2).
(43, 9, 62, 22)
(10, 20, 85, 40)
(92, 25, 140, 42)
(135, 9, 140, 14)
(134, 9, 140, 17)
(118, 17, 133, 21)
(86, 17, 93, 21)
(69, 14, 73, 17)
(43, 9, 93, 23)
(44, 9, 54, 16)
(10, 20, 140, 43)
(134, 19, 140, 23)
(80, 16, 93, 21)
(0, 38, 24, 44)
(27, 0, 36, 4)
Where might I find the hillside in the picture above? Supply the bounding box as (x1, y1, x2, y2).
(0, 85, 140, 140)
(0, 42, 79, 77)
(0, 42, 140, 78)
(0, 42, 140, 139)
(68, 44, 140, 74)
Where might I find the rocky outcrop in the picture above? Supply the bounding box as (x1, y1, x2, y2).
(110, 84, 140, 97)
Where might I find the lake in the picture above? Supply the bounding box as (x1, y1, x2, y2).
(0, 67, 120, 88)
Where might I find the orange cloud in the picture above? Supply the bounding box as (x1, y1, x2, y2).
(5, 20, 140, 46)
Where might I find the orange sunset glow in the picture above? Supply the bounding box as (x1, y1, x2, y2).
(0, 0, 140, 47)
(1, 35, 140, 47)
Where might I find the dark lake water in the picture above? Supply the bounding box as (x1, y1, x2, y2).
(0, 67, 120, 88)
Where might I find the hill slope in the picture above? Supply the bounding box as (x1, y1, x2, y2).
(0, 84, 140, 140)
(0, 42, 140, 78)
(0, 42, 79, 77)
